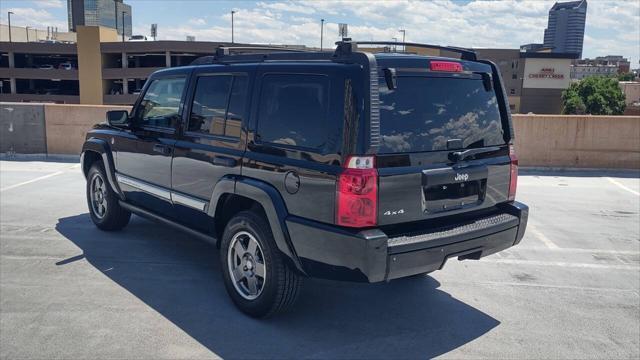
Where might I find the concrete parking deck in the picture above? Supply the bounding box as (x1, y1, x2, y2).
(1, 160, 639, 359)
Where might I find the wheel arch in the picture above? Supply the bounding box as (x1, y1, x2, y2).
(209, 176, 305, 275)
(81, 138, 124, 200)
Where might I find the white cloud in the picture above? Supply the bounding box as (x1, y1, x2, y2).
(141, 0, 639, 66)
(37, 0, 64, 8)
(188, 18, 206, 26)
(258, 1, 316, 15)
(7, 7, 68, 31)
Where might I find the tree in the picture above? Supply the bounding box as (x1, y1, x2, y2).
(617, 72, 636, 81)
(562, 77, 626, 115)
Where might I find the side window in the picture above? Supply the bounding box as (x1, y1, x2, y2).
(188, 75, 232, 135)
(257, 74, 330, 150)
(137, 77, 186, 128)
(187, 74, 248, 137)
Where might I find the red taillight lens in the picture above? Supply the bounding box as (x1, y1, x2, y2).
(336, 156, 378, 228)
(430, 61, 463, 72)
(508, 145, 518, 201)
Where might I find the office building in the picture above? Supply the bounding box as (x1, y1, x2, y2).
(543, 0, 588, 57)
(571, 55, 631, 79)
(474, 49, 578, 114)
(68, 0, 132, 36)
(595, 55, 631, 73)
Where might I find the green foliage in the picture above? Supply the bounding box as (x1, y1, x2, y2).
(562, 77, 626, 115)
(617, 72, 636, 81)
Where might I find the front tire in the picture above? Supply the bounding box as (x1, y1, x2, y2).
(221, 210, 301, 318)
(86, 161, 131, 231)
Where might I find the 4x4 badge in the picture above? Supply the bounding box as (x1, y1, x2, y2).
(383, 209, 405, 216)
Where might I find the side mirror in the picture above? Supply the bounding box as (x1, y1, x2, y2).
(383, 68, 397, 90)
(106, 110, 129, 127)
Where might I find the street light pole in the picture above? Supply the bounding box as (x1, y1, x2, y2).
(399, 29, 406, 52)
(8, 12, 13, 43)
(320, 19, 324, 51)
(121, 11, 126, 42)
(114, 1, 118, 36)
(25, 26, 29, 42)
(231, 10, 235, 44)
(392, 37, 398, 52)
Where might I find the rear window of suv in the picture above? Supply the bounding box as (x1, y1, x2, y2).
(378, 75, 506, 153)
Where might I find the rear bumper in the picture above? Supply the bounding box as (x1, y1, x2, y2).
(286, 201, 529, 282)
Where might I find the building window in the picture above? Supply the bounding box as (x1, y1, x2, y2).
(510, 89, 516, 95)
(512, 73, 517, 80)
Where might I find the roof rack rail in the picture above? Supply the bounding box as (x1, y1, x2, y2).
(191, 45, 324, 65)
(334, 40, 477, 61)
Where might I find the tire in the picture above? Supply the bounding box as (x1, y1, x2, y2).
(86, 161, 131, 231)
(220, 210, 301, 318)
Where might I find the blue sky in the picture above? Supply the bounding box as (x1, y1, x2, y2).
(2, 0, 638, 66)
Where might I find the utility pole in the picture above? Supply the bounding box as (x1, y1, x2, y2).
(231, 10, 235, 44)
(392, 37, 398, 52)
(7, 12, 13, 43)
(399, 29, 406, 52)
(25, 27, 29, 42)
(320, 19, 325, 51)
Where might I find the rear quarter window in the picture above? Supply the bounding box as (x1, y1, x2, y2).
(257, 74, 340, 153)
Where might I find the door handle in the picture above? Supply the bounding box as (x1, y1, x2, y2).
(212, 156, 237, 167)
(153, 144, 171, 155)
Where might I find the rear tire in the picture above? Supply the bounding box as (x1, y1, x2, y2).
(220, 210, 301, 318)
(86, 161, 131, 231)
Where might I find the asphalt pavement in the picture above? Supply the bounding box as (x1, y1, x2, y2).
(1, 160, 638, 359)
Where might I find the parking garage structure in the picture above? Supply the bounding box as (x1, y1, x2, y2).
(0, 25, 234, 105)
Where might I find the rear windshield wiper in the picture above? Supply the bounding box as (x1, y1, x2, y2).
(448, 146, 501, 162)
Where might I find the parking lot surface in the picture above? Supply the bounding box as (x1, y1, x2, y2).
(1, 160, 639, 359)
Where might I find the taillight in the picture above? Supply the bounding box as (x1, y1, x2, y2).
(336, 156, 378, 227)
(508, 145, 518, 201)
(430, 61, 463, 72)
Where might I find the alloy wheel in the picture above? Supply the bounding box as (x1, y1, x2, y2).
(227, 231, 267, 300)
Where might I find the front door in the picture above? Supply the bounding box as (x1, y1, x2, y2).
(115, 74, 188, 215)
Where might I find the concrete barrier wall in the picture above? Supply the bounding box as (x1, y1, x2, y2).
(1, 103, 639, 169)
(512, 114, 640, 169)
(0, 103, 47, 154)
(43, 104, 130, 154)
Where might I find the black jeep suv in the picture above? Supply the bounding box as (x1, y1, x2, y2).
(81, 41, 528, 317)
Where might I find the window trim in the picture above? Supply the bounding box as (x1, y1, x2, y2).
(132, 74, 188, 133)
(254, 72, 333, 154)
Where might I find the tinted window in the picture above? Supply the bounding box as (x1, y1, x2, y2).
(188, 75, 232, 135)
(258, 74, 331, 151)
(138, 77, 186, 128)
(378, 76, 506, 153)
(188, 75, 248, 137)
(225, 76, 248, 138)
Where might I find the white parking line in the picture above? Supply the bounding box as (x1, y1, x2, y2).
(449, 280, 638, 294)
(528, 223, 559, 249)
(0, 171, 65, 192)
(606, 177, 640, 196)
(483, 258, 639, 271)
(509, 247, 639, 255)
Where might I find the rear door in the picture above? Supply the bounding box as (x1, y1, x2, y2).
(171, 67, 251, 231)
(115, 74, 187, 215)
(374, 62, 512, 226)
